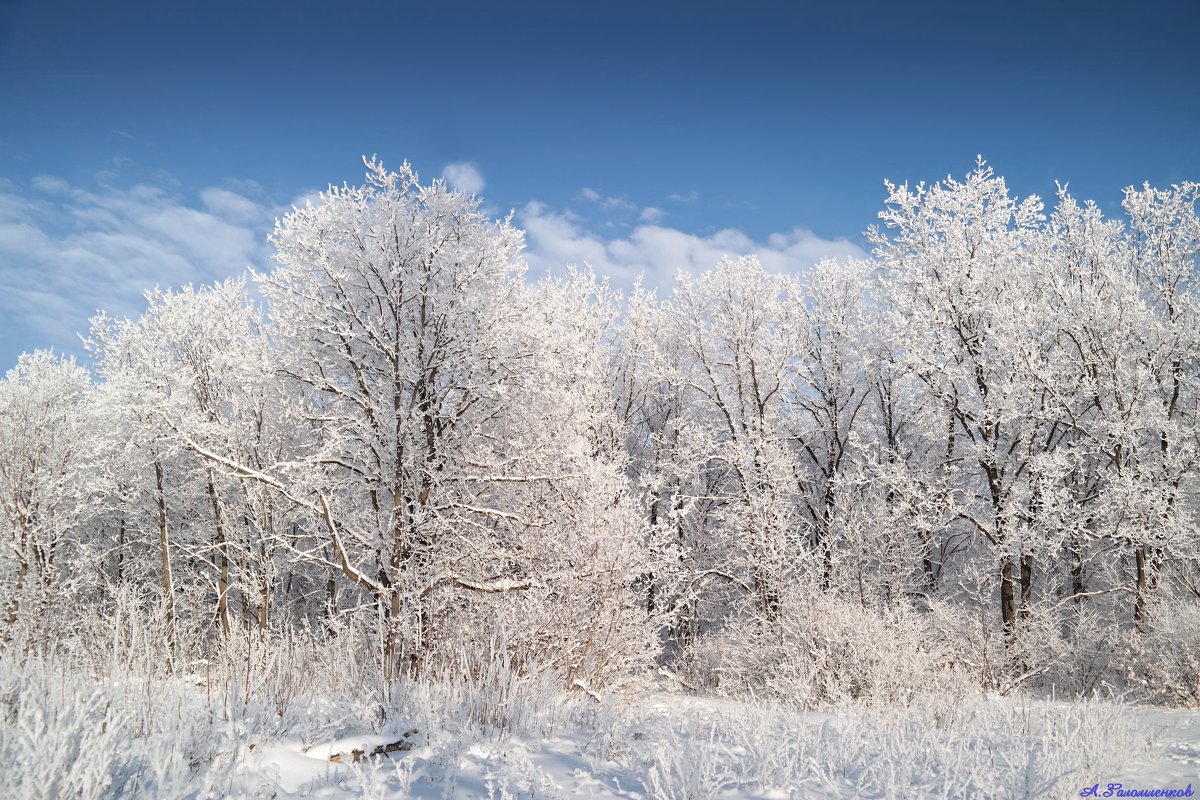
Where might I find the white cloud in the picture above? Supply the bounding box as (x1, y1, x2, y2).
(668, 190, 700, 203)
(579, 187, 636, 212)
(201, 187, 268, 223)
(519, 202, 867, 291)
(0, 171, 867, 367)
(0, 177, 275, 357)
(30, 175, 70, 194)
(443, 162, 485, 194)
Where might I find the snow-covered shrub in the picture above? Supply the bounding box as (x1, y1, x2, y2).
(420, 482, 662, 699)
(601, 692, 1151, 799)
(1054, 606, 1123, 695)
(1124, 600, 1200, 706)
(405, 625, 589, 740)
(689, 594, 956, 709)
(0, 657, 128, 800)
(644, 715, 736, 800)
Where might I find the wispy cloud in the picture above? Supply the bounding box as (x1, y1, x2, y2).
(443, 162, 485, 194)
(201, 187, 271, 224)
(579, 187, 637, 212)
(30, 175, 70, 194)
(519, 201, 867, 291)
(0, 172, 866, 367)
(580, 186, 674, 228)
(0, 176, 277, 358)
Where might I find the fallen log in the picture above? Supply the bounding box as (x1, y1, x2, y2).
(329, 728, 419, 763)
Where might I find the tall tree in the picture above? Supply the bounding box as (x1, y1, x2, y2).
(0, 352, 98, 649)
(252, 159, 559, 673)
(871, 160, 1051, 636)
(1123, 181, 1200, 623)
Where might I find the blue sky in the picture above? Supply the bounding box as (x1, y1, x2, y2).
(1, 0, 1197, 367)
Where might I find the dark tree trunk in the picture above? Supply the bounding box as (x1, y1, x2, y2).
(1000, 557, 1017, 636)
(1135, 545, 1147, 628)
(1019, 553, 1034, 619)
(922, 538, 938, 594)
(1070, 538, 1087, 600)
(1134, 545, 1161, 628)
(115, 517, 126, 584)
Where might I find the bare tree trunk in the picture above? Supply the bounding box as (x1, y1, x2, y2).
(1, 551, 28, 650)
(258, 581, 270, 630)
(1132, 546, 1161, 628)
(1019, 553, 1034, 620)
(1137, 546, 1147, 628)
(206, 469, 232, 637)
(325, 572, 338, 626)
(820, 485, 835, 592)
(256, 525, 272, 630)
(754, 564, 781, 624)
(1069, 538, 1087, 600)
(155, 459, 177, 664)
(115, 517, 125, 584)
(384, 586, 405, 680)
(646, 492, 660, 613)
(1150, 546, 1164, 594)
(922, 537, 938, 594)
(1000, 556, 1017, 636)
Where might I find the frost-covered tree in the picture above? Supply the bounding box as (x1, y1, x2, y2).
(0, 352, 99, 649)
(249, 158, 542, 672)
(87, 279, 297, 651)
(871, 161, 1055, 636)
(490, 269, 664, 689)
(170, 160, 660, 682)
(632, 257, 812, 640)
(4, 155, 1200, 712)
(790, 257, 871, 594)
(1122, 182, 1200, 622)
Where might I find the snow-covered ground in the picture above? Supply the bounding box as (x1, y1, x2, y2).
(3, 653, 1196, 799)
(1121, 707, 1200, 795)
(238, 694, 1198, 799)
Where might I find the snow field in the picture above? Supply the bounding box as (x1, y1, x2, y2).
(2, 652, 1195, 799)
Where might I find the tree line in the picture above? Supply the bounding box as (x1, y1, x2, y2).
(2, 158, 1197, 704)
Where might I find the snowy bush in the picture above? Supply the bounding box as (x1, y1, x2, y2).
(687, 594, 959, 709)
(1124, 601, 1200, 706)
